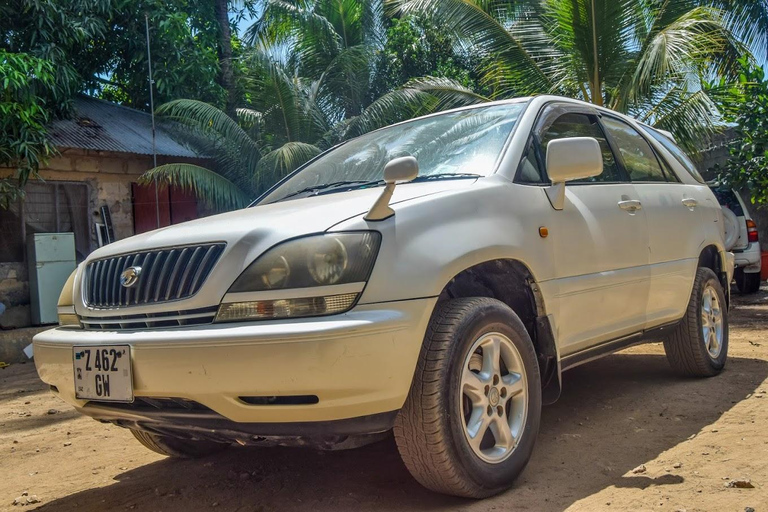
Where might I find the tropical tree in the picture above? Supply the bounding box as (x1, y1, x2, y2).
(713, 58, 768, 203)
(140, 52, 329, 210)
(0, 0, 114, 116)
(0, 51, 58, 208)
(247, 0, 386, 121)
(144, 0, 387, 209)
(370, 13, 479, 99)
(354, 0, 767, 149)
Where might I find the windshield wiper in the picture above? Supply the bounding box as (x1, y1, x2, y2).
(277, 179, 384, 201)
(410, 173, 482, 182)
(273, 173, 480, 203)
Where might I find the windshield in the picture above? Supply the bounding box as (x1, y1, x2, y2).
(259, 102, 527, 204)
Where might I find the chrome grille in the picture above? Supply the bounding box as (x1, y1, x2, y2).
(84, 244, 225, 309)
(80, 307, 217, 330)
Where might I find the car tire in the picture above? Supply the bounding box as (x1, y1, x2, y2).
(734, 268, 761, 294)
(130, 429, 229, 458)
(394, 297, 542, 498)
(664, 268, 728, 377)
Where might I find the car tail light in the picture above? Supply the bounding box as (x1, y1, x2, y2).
(747, 219, 759, 243)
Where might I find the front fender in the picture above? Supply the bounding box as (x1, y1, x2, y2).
(330, 177, 556, 305)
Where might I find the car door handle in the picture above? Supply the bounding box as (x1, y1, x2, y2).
(682, 198, 698, 209)
(618, 199, 642, 212)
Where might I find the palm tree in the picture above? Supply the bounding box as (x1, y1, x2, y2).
(141, 2, 389, 211)
(354, 0, 767, 149)
(139, 53, 328, 210)
(247, 0, 384, 120)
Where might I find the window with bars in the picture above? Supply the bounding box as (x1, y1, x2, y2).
(0, 181, 91, 263)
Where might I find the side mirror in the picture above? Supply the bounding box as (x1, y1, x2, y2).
(545, 137, 603, 211)
(365, 156, 419, 221)
(546, 137, 603, 183)
(383, 156, 419, 183)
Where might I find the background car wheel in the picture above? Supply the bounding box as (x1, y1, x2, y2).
(664, 268, 728, 377)
(734, 268, 761, 294)
(394, 297, 542, 498)
(130, 429, 229, 458)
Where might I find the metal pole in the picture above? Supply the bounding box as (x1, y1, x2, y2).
(145, 13, 160, 229)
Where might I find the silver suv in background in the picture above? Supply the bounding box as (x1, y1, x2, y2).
(710, 185, 762, 294)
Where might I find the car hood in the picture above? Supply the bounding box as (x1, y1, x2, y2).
(87, 179, 474, 263)
(73, 179, 475, 317)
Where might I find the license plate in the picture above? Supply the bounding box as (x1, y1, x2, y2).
(73, 345, 133, 402)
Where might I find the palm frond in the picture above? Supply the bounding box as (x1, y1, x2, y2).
(246, 0, 341, 52)
(236, 107, 263, 127)
(316, 45, 376, 117)
(635, 87, 721, 152)
(346, 76, 490, 137)
(139, 164, 251, 211)
(387, 0, 555, 93)
(254, 141, 322, 191)
(713, 0, 768, 58)
(156, 100, 262, 172)
(618, 6, 745, 110)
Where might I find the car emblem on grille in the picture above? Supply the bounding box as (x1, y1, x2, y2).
(120, 266, 142, 288)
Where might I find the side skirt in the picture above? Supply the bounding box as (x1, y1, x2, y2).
(560, 320, 680, 372)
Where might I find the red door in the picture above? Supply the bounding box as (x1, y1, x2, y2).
(132, 184, 197, 235)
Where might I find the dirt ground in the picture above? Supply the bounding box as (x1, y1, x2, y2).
(2, 290, 767, 512)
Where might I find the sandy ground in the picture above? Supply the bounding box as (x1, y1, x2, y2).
(1, 290, 767, 512)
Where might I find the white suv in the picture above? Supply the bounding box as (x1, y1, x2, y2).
(35, 96, 733, 498)
(710, 185, 762, 293)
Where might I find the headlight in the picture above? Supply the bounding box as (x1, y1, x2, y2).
(217, 232, 381, 322)
(57, 269, 81, 327)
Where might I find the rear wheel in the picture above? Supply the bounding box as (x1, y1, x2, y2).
(394, 298, 541, 498)
(734, 268, 761, 294)
(664, 268, 728, 377)
(130, 429, 229, 458)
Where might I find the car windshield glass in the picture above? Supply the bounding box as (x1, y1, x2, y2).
(259, 102, 527, 204)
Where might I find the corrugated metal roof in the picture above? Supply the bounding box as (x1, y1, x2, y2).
(48, 96, 201, 158)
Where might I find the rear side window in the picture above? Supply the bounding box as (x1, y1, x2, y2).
(645, 127, 706, 184)
(601, 117, 670, 182)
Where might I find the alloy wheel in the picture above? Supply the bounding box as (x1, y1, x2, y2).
(460, 332, 528, 463)
(701, 285, 724, 358)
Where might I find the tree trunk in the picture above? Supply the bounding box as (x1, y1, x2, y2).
(214, 0, 236, 117)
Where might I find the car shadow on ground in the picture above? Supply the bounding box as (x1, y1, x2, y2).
(33, 350, 768, 512)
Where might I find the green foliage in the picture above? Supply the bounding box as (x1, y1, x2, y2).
(381, 0, 759, 150)
(143, 56, 328, 210)
(714, 58, 768, 204)
(0, 0, 113, 116)
(98, 0, 226, 110)
(370, 15, 477, 99)
(0, 51, 58, 209)
(255, 141, 322, 189)
(139, 163, 251, 210)
(0, 0, 237, 207)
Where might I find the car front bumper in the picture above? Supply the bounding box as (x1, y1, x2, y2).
(33, 298, 437, 435)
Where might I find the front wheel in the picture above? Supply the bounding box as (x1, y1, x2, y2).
(394, 298, 541, 498)
(734, 268, 761, 294)
(664, 268, 728, 377)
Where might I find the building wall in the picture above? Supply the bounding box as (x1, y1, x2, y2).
(0, 148, 208, 327)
